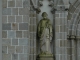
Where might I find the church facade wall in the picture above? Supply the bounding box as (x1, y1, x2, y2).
(2, 0, 80, 60)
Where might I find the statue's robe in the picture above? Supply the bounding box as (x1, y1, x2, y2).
(37, 18, 52, 54)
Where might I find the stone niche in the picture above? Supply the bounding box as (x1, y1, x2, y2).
(36, 0, 54, 60)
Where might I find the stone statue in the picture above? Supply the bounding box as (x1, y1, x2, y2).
(37, 12, 53, 56)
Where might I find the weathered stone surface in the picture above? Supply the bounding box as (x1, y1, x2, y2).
(19, 38, 28, 45)
(2, 8, 11, 15)
(24, 46, 29, 53)
(8, 46, 15, 54)
(12, 39, 18, 45)
(16, 46, 23, 53)
(30, 33, 33, 39)
(2, 39, 11, 46)
(30, 47, 36, 54)
(12, 8, 18, 15)
(29, 55, 33, 60)
(2, 0, 7, 8)
(30, 18, 33, 23)
(29, 25, 33, 32)
(12, 54, 18, 60)
(8, 1, 15, 7)
(2, 23, 11, 30)
(23, 15, 29, 22)
(19, 54, 28, 60)
(55, 26, 59, 32)
(16, 31, 22, 38)
(2, 31, 7, 38)
(19, 23, 28, 30)
(23, 31, 29, 38)
(8, 31, 16, 38)
(2, 46, 7, 54)
(8, 16, 15, 23)
(19, 8, 30, 15)
(16, 0, 22, 7)
(23, 0, 30, 7)
(12, 23, 18, 30)
(16, 16, 22, 23)
(2, 16, 7, 23)
(30, 40, 34, 47)
(2, 54, 11, 60)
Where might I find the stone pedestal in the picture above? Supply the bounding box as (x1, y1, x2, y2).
(37, 54, 54, 60)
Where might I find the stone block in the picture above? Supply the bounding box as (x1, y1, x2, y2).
(23, 0, 30, 7)
(16, 16, 22, 23)
(8, 1, 15, 7)
(12, 39, 18, 45)
(34, 40, 36, 47)
(2, 39, 11, 46)
(2, 16, 7, 23)
(2, 46, 7, 54)
(30, 33, 33, 39)
(30, 47, 36, 54)
(2, 0, 7, 8)
(16, 46, 23, 53)
(16, 31, 22, 38)
(24, 46, 29, 53)
(29, 25, 36, 32)
(55, 18, 60, 25)
(55, 32, 60, 39)
(30, 18, 33, 24)
(29, 25, 33, 32)
(19, 38, 28, 45)
(2, 54, 11, 60)
(16, 0, 22, 7)
(19, 54, 28, 60)
(33, 18, 36, 24)
(19, 8, 30, 15)
(55, 26, 59, 32)
(8, 46, 15, 54)
(19, 23, 28, 30)
(23, 15, 29, 22)
(2, 31, 7, 38)
(55, 14, 59, 17)
(2, 23, 11, 30)
(12, 23, 18, 30)
(8, 31, 16, 38)
(33, 33, 36, 39)
(67, 48, 71, 55)
(23, 31, 29, 38)
(8, 16, 15, 23)
(29, 55, 33, 60)
(12, 54, 18, 60)
(30, 40, 34, 47)
(12, 8, 18, 15)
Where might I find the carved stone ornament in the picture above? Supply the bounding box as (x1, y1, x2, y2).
(39, 1, 43, 7)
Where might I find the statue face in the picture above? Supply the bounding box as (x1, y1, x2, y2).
(42, 12, 48, 18)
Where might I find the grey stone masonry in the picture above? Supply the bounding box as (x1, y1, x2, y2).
(2, 31, 7, 38)
(19, 23, 28, 30)
(2, 23, 11, 30)
(12, 8, 18, 15)
(8, 1, 15, 7)
(2, 8, 11, 15)
(2, 0, 30, 60)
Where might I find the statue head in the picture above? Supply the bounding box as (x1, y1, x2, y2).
(42, 12, 48, 19)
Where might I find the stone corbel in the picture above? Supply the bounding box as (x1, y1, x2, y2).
(39, 1, 43, 7)
(67, 35, 76, 40)
(30, 0, 41, 14)
(48, 1, 54, 7)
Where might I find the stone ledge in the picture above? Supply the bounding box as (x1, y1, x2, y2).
(37, 55, 54, 60)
